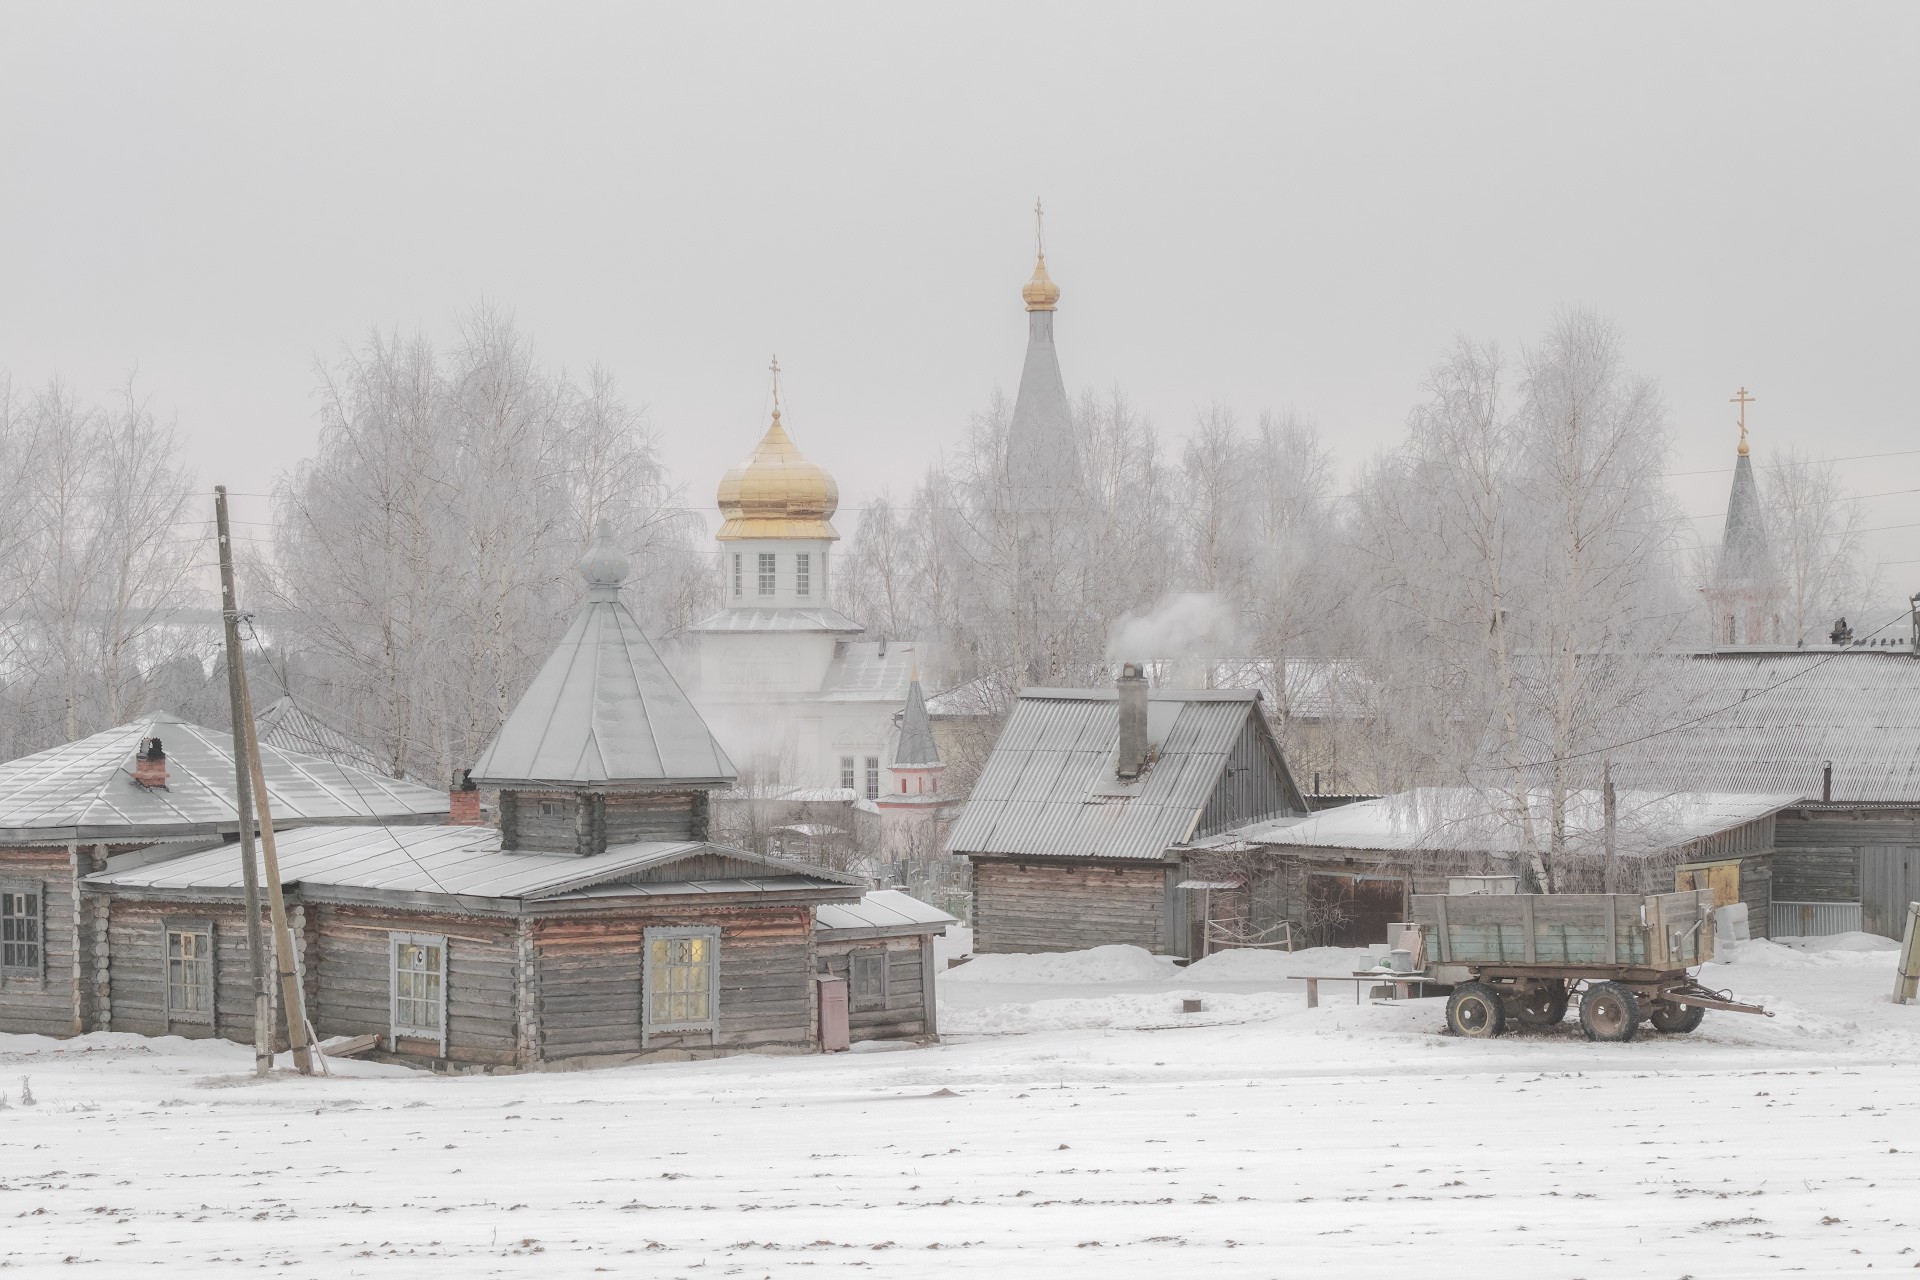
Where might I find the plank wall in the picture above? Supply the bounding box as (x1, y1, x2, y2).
(971, 859, 1166, 953)
(502, 789, 704, 856)
(1193, 717, 1302, 840)
(815, 935, 932, 1041)
(103, 899, 277, 1047)
(0, 846, 79, 1036)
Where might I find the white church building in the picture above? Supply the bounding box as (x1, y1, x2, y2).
(691, 384, 929, 803)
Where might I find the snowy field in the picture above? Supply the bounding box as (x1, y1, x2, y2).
(3, 933, 1918, 1277)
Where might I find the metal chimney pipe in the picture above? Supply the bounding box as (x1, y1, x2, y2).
(1822, 760, 1833, 803)
(1116, 662, 1148, 779)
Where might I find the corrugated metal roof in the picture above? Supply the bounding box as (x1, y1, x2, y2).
(815, 888, 956, 935)
(0, 712, 451, 843)
(1225, 787, 1801, 860)
(922, 659, 1365, 720)
(1611, 652, 1920, 802)
(469, 586, 736, 789)
(692, 606, 864, 634)
(254, 696, 391, 777)
(945, 689, 1264, 861)
(89, 823, 859, 901)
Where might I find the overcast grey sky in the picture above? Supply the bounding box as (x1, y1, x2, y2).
(4, 3, 1918, 575)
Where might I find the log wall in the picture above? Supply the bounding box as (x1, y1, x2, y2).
(0, 846, 80, 1036)
(815, 934, 934, 1041)
(970, 859, 1167, 954)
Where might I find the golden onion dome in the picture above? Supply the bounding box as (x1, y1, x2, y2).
(1022, 252, 1060, 312)
(715, 408, 840, 541)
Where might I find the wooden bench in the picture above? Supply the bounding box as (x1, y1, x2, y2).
(1289, 972, 1442, 1008)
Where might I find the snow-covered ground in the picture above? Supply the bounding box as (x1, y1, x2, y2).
(3, 933, 1918, 1276)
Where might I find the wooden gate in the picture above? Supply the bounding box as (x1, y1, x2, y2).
(1861, 847, 1920, 940)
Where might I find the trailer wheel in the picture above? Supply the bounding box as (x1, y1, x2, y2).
(1650, 1000, 1707, 1034)
(1509, 980, 1569, 1028)
(1446, 982, 1506, 1038)
(1578, 981, 1640, 1042)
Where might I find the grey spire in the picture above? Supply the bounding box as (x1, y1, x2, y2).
(469, 526, 736, 788)
(1717, 450, 1775, 586)
(1006, 276, 1079, 501)
(893, 677, 941, 767)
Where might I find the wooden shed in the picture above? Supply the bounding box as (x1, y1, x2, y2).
(813, 889, 955, 1043)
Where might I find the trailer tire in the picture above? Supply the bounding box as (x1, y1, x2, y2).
(1650, 1000, 1707, 1034)
(1509, 980, 1569, 1028)
(1446, 982, 1506, 1038)
(1578, 982, 1640, 1042)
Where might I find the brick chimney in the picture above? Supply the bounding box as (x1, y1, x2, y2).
(1116, 662, 1149, 780)
(450, 769, 482, 825)
(132, 737, 167, 789)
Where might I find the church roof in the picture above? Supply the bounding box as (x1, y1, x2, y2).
(693, 605, 864, 634)
(1717, 448, 1776, 586)
(893, 678, 941, 766)
(468, 525, 737, 789)
(1005, 253, 1080, 499)
(715, 404, 840, 542)
(0, 711, 450, 844)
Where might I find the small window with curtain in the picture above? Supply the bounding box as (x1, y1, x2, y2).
(851, 949, 889, 1011)
(864, 756, 880, 800)
(795, 552, 810, 596)
(840, 756, 855, 790)
(391, 933, 446, 1050)
(1, 883, 42, 977)
(645, 927, 719, 1034)
(732, 553, 742, 598)
(758, 552, 776, 595)
(165, 923, 215, 1024)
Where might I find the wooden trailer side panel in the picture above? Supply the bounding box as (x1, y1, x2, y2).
(1413, 891, 1717, 968)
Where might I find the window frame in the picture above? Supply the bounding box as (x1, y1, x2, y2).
(839, 756, 856, 791)
(850, 947, 889, 1012)
(642, 925, 721, 1042)
(389, 931, 448, 1057)
(732, 552, 742, 598)
(0, 880, 44, 979)
(163, 918, 216, 1027)
(757, 552, 777, 597)
(864, 755, 881, 800)
(795, 552, 810, 597)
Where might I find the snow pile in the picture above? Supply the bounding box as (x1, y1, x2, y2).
(1183, 944, 1372, 980)
(1773, 930, 1899, 952)
(941, 989, 1295, 1036)
(943, 944, 1179, 984)
(1711, 938, 1899, 971)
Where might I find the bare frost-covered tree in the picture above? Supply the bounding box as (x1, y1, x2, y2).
(259, 307, 708, 781)
(1760, 447, 1878, 643)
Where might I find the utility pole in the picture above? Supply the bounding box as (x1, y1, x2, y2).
(216, 486, 274, 1077)
(1602, 758, 1618, 895)
(234, 652, 315, 1075)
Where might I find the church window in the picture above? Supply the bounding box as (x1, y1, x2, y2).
(840, 756, 855, 790)
(864, 756, 880, 800)
(900, 778, 906, 794)
(795, 553, 810, 597)
(732, 553, 742, 598)
(758, 553, 776, 596)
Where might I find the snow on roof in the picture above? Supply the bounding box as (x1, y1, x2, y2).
(946, 687, 1294, 861)
(815, 889, 957, 936)
(1224, 786, 1802, 860)
(819, 641, 922, 702)
(89, 823, 861, 901)
(0, 711, 451, 843)
(692, 606, 865, 634)
(469, 574, 735, 789)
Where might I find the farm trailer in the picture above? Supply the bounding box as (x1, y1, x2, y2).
(1409, 888, 1771, 1042)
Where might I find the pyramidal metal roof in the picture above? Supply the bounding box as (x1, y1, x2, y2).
(468, 527, 737, 789)
(893, 678, 941, 766)
(0, 711, 451, 843)
(254, 695, 391, 777)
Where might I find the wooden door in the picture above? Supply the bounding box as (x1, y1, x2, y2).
(1677, 862, 1740, 908)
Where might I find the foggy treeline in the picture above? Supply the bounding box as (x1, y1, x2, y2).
(0, 309, 1882, 838)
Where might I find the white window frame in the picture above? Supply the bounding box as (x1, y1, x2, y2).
(0, 880, 43, 979)
(864, 756, 881, 800)
(642, 925, 720, 1043)
(390, 931, 448, 1056)
(839, 755, 856, 790)
(163, 919, 216, 1027)
(757, 552, 777, 596)
(850, 947, 889, 1012)
(795, 552, 810, 597)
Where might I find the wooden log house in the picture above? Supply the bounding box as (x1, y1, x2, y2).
(0, 713, 451, 1039)
(812, 889, 955, 1043)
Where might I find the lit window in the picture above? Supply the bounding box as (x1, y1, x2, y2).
(391, 934, 446, 1047)
(864, 756, 880, 800)
(646, 928, 718, 1032)
(796, 553, 810, 597)
(1, 883, 41, 975)
(840, 756, 855, 790)
(851, 949, 888, 1012)
(166, 924, 214, 1023)
(732, 553, 742, 598)
(758, 552, 776, 596)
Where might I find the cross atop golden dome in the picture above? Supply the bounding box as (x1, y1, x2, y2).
(1022, 198, 1059, 312)
(715, 357, 840, 542)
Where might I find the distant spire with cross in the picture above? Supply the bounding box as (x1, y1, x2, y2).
(769, 354, 783, 422)
(1731, 386, 1755, 456)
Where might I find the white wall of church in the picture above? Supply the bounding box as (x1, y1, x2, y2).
(716, 538, 833, 609)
